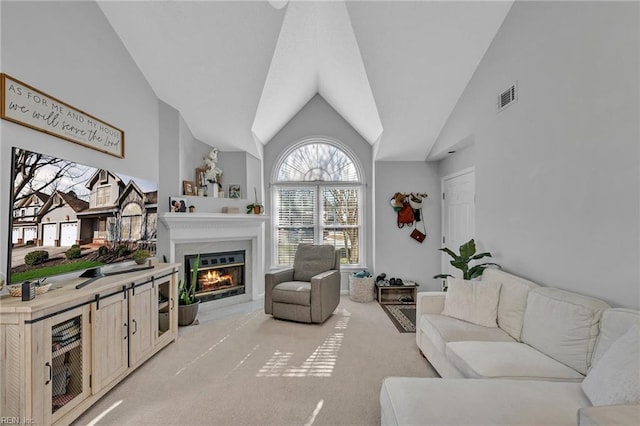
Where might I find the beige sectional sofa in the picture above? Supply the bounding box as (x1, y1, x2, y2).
(380, 269, 640, 425)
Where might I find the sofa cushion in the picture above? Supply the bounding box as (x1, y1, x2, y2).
(420, 313, 514, 355)
(441, 278, 501, 327)
(292, 244, 335, 281)
(482, 268, 539, 341)
(380, 377, 590, 426)
(581, 325, 640, 406)
(521, 288, 610, 375)
(446, 341, 585, 381)
(578, 404, 640, 426)
(271, 281, 311, 306)
(591, 308, 640, 368)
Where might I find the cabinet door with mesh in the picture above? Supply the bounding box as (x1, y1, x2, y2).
(40, 306, 91, 424)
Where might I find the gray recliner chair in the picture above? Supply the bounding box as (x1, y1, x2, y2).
(265, 244, 341, 324)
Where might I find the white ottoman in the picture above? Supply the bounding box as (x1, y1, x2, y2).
(349, 276, 375, 302)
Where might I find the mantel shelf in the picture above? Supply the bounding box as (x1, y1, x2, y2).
(158, 212, 270, 227)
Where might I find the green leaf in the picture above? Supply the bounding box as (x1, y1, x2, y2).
(459, 239, 476, 259)
(470, 252, 493, 260)
(450, 258, 468, 271)
(468, 265, 486, 279)
(433, 274, 453, 279)
(439, 247, 457, 259)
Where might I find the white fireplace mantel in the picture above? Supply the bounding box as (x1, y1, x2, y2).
(158, 212, 269, 301)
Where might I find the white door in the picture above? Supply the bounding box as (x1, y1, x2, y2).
(441, 168, 476, 280)
(60, 222, 78, 246)
(42, 224, 56, 246)
(23, 227, 37, 244)
(12, 227, 21, 244)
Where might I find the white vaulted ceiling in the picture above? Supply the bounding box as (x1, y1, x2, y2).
(98, 0, 513, 161)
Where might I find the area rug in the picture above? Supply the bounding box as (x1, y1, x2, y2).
(380, 303, 416, 333)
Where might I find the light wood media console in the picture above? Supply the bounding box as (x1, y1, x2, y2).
(0, 262, 179, 425)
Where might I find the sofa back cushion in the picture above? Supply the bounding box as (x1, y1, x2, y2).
(581, 325, 640, 406)
(442, 278, 501, 328)
(293, 244, 335, 281)
(521, 288, 610, 375)
(591, 308, 640, 368)
(482, 269, 539, 341)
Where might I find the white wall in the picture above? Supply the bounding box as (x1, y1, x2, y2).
(375, 162, 441, 291)
(263, 95, 374, 278)
(1, 1, 160, 278)
(432, 1, 639, 308)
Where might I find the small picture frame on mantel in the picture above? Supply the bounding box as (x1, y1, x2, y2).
(183, 180, 196, 196)
(228, 184, 241, 199)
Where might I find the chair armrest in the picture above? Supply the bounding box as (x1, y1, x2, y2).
(312, 270, 338, 281)
(310, 270, 341, 323)
(264, 268, 294, 314)
(416, 291, 446, 316)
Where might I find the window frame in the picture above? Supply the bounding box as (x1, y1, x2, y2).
(271, 138, 365, 268)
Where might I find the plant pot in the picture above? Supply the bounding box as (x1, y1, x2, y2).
(134, 257, 148, 265)
(178, 299, 200, 326)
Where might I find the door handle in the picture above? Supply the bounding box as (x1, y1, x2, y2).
(45, 362, 52, 385)
(124, 322, 128, 340)
(132, 319, 137, 335)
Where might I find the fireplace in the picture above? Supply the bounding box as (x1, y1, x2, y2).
(185, 250, 245, 303)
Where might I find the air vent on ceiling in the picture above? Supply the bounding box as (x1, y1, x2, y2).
(498, 82, 517, 112)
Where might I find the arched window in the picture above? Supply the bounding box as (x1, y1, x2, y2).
(272, 139, 363, 266)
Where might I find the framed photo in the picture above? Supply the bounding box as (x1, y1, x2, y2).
(228, 184, 241, 199)
(195, 167, 208, 188)
(169, 196, 187, 212)
(183, 180, 196, 196)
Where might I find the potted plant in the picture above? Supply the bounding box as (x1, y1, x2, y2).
(433, 239, 500, 289)
(131, 249, 151, 265)
(246, 187, 264, 214)
(178, 254, 200, 326)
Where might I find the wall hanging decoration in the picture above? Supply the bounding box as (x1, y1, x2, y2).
(391, 192, 428, 242)
(0, 73, 124, 158)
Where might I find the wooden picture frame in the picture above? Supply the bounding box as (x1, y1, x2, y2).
(228, 184, 241, 199)
(1, 73, 124, 158)
(183, 180, 196, 196)
(195, 167, 208, 188)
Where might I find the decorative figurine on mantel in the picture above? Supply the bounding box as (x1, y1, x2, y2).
(203, 148, 223, 198)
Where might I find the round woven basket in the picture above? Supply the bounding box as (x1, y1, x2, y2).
(349, 276, 375, 303)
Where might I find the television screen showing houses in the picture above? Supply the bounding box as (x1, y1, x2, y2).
(8, 147, 158, 284)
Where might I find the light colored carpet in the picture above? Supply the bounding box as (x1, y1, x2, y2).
(73, 296, 437, 425)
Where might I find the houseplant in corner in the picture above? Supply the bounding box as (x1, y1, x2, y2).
(178, 254, 200, 326)
(433, 239, 500, 290)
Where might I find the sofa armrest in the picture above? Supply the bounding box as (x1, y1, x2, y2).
(416, 291, 446, 316)
(264, 268, 294, 314)
(578, 404, 640, 425)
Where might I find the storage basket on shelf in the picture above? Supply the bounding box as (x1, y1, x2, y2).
(349, 275, 375, 303)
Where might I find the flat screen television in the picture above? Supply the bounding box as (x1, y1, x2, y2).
(7, 147, 158, 285)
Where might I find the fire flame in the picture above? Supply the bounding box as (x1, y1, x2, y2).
(200, 269, 234, 288)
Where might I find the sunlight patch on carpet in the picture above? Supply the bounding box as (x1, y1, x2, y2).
(86, 400, 122, 426)
(304, 399, 324, 426)
(257, 312, 350, 377)
(225, 344, 260, 378)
